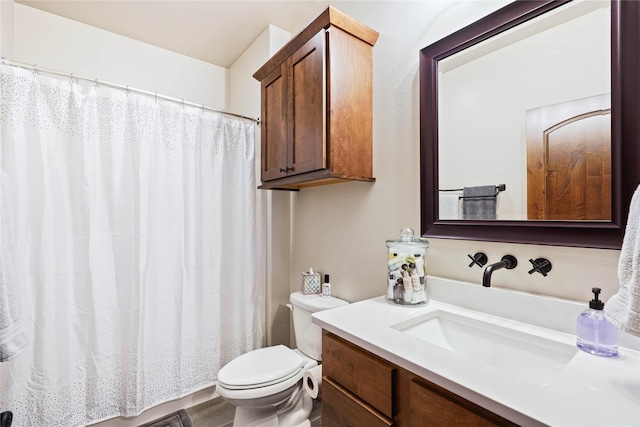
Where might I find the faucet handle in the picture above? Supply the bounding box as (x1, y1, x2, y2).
(467, 252, 488, 268)
(528, 258, 552, 277)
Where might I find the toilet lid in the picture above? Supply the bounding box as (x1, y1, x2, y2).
(217, 345, 305, 390)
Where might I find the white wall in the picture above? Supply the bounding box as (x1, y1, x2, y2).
(13, 3, 226, 109)
(228, 24, 290, 119)
(0, 0, 15, 58)
(286, 0, 622, 310)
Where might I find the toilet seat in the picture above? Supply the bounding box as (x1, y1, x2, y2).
(218, 345, 305, 390)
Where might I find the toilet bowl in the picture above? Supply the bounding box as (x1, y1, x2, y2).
(216, 292, 348, 427)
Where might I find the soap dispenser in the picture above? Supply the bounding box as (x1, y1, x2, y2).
(576, 287, 618, 357)
(321, 274, 331, 299)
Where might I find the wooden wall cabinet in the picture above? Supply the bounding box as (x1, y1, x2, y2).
(253, 7, 379, 190)
(322, 331, 519, 427)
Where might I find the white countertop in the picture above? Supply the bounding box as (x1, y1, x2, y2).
(312, 276, 640, 427)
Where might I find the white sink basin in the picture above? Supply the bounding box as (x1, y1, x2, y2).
(392, 309, 578, 386)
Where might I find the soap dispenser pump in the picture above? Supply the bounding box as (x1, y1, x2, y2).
(576, 287, 618, 357)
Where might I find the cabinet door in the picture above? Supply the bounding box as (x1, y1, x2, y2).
(261, 63, 288, 182)
(288, 29, 326, 176)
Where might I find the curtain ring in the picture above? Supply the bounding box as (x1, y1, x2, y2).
(126, 85, 130, 94)
(33, 64, 39, 75)
(94, 78, 100, 87)
(155, 92, 158, 103)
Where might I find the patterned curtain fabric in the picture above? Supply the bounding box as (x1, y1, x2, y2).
(0, 65, 262, 426)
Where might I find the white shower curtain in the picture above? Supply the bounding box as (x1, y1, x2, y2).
(0, 65, 263, 426)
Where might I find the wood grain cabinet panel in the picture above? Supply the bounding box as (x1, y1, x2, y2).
(254, 6, 379, 190)
(323, 377, 394, 427)
(322, 331, 395, 418)
(409, 379, 518, 427)
(289, 30, 326, 177)
(261, 64, 288, 182)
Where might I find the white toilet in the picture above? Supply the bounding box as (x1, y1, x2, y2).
(216, 291, 348, 427)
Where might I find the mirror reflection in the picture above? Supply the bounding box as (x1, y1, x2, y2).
(437, 0, 610, 221)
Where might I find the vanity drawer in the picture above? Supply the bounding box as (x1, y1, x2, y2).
(408, 378, 518, 427)
(322, 331, 395, 418)
(323, 377, 394, 427)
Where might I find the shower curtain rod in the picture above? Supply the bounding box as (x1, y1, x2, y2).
(1, 58, 260, 124)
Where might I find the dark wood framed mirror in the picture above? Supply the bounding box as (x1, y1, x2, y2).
(420, 0, 639, 249)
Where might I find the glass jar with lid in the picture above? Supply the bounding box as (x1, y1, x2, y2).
(386, 228, 429, 305)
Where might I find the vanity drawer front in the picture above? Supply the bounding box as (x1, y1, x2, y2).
(322, 331, 395, 418)
(409, 378, 518, 427)
(323, 377, 394, 427)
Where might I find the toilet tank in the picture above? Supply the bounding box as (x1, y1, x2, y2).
(289, 292, 348, 361)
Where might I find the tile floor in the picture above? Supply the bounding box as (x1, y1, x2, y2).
(186, 396, 322, 427)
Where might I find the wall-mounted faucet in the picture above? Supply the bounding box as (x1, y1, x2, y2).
(482, 255, 517, 287)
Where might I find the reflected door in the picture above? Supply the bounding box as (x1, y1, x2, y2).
(527, 94, 611, 220)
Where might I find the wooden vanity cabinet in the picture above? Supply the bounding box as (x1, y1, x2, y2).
(321, 331, 519, 427)
(253, 6, 379, 190)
